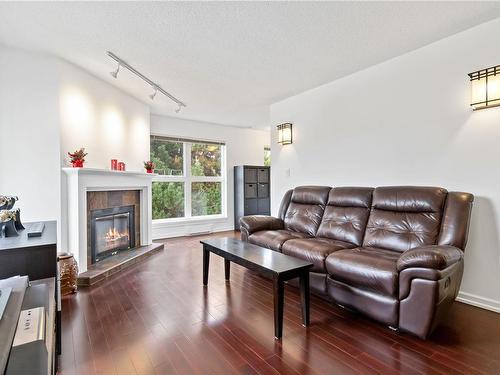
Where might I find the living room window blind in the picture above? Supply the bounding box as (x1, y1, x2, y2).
(150, 135, 226, 146)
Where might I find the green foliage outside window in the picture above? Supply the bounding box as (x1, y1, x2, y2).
(192, 182, 222, 216)
(151, 138, 223, 219)
(191, 143, 221, 176)
(152, 182, 184, 219)
(150, 139, 183, 175)
(264, 146, 271, 167)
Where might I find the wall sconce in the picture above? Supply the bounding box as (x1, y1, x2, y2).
(469, 65, 500, 110)
(277, 123, 293, 145)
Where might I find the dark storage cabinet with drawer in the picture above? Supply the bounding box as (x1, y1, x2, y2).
(234, 165, 271, 230)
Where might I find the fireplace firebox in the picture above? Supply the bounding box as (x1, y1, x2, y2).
(90, 205, 135, 263)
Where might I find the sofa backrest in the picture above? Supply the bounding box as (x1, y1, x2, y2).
(438, 192, 474, 250)
(278, 189, 293, 221)
(316, 187, 374, 246)
(278, 185, 474, 251)
(363, 186, 448, 252)
(283, 186, 330, 236)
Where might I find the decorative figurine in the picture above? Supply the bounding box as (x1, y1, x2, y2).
(14, 209, 25, 230)
(0, 210, 18, 237)
(0, 195, 17, 210)
(0, 195, 25, 237)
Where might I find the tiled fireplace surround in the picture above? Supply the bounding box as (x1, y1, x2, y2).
(86, 190, 141, 265)
(62, 168, 154, 273)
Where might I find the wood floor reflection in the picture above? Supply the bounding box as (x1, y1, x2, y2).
(59, 231, 500, 374)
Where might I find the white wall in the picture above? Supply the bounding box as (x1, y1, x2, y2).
(150, 115, 269, 238)
(270, 18, 500, 312)
(58, 61, 150, 252)
(0, 44, 151, 254)
(0, 46, 61, 223)
(59, 64, 150, 172)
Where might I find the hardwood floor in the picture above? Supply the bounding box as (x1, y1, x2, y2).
(59, 231, 500, 375)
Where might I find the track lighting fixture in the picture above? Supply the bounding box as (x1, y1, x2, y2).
(149, 86, 158, 101)
(110, 63, 120, 79)
(106, 51, 186, 112)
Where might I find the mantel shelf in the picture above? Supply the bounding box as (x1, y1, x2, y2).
(62, 167, 156, 177)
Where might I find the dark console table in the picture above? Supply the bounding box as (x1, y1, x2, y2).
(0, 220, 60, 374)
(200, 237, 313, 339)
(0, 221, 57, 280)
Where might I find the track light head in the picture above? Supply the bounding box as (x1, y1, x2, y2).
(175, 104, 182, 113)
(110, 63, 120, 78)
(149, 86, 158, 100)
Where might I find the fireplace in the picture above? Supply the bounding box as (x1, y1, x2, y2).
(90, 205, 135, 263)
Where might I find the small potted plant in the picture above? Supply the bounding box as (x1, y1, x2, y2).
(144, 161, 155, 173)
(68, 148, 88, 168)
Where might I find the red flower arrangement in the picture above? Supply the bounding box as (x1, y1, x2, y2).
(144, 161, 155, 173)
(68, 148, 88, 168)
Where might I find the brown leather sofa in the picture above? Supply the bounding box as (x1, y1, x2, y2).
(240, 186, 473, 339)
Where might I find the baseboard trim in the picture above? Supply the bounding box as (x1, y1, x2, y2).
(153, 222, 234, 240)
(456, 291, 500, 313)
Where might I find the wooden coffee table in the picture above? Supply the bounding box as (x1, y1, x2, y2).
(200, 237, 313, 339)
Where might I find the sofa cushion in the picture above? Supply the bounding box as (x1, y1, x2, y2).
(363, 186, 448, 252)
(316, 187, 373, 246)
(284, 186, 331, 236)
(248, 230, 310, 252)
(326, 247, 400, 297)
(290, 186, 331, 205)
(282, 238, 355, 273)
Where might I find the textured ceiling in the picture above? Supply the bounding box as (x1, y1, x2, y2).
(1, 2, 500, 128)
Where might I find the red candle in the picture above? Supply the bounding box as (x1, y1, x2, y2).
(118, 162, 125, 171)
(111, 159, 118, 170)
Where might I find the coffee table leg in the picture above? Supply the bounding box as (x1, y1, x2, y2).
(224, 259, 230, 281)
(203, 246, 210, 286)
(273, 276, 284, 339)
(299, 272, 310, 327)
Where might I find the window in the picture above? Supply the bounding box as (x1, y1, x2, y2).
(264, 146, 271, 167)
(192, 182, 222, 216)
(150, 135, 225, 220)
(152, 182, 184, 219)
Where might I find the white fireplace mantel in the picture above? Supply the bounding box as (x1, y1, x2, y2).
(62, 168, 154, 272)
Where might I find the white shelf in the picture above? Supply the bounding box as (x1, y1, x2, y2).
(62, 167, 156, 177)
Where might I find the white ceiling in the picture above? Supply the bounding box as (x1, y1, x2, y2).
(1, 2, 500, 129)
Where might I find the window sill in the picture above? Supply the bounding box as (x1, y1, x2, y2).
(153, 215, 228, 226)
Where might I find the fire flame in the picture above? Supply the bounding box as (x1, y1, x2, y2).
(105, 227, 129, 242)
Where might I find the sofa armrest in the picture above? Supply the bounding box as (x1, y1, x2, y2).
(239, 215, 284, 235)
(397, 245, 463, 272)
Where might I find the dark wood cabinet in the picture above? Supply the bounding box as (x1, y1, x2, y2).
(234, 165, 271, 230)
(0, 222, 57, 281)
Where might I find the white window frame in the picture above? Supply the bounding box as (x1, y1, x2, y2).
(152, 137, 226, 223)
